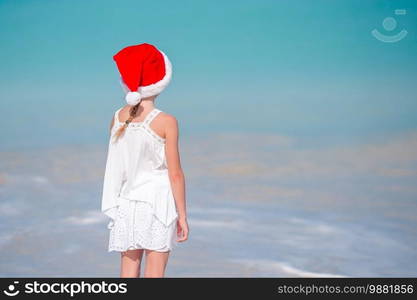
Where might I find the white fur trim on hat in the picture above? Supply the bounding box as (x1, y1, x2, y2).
(119, 50, 172, 101)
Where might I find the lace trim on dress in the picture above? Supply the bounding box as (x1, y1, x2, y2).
(114, 108, 166, 144)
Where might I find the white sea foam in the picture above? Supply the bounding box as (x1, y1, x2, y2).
(0, 173, 50, 186)
(64, 210, 105, 225)
(0, 233, 14, 248)
(63, 244, 82, 254)
(288, 217, 337, 234)
(0, 203, 21, 216)
(233, 259, 346, 277)
(189, 218, 245, 229)
(189, 206, 243, 215)
(32, 175, 49, 184)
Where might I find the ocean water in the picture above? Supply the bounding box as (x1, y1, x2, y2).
(0, 131, 416, 277)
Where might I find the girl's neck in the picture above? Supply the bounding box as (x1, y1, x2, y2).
(137, 98, 155, 111)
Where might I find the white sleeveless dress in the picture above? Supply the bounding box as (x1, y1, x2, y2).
(101, 107, 178, 252)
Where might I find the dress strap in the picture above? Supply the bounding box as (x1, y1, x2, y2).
(143, 108, 162, 126)
(141, 108, 165, 144)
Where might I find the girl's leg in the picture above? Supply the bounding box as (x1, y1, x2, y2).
(143, 249, 170, 278)
(120, 249, 144, 278)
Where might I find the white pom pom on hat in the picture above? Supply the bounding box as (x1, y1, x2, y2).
(113, 43, 172, 106)
(125, 91, 142, 106)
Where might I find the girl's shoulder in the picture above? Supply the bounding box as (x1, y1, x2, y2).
(112, 106, 125, 123)
(117, 105, 128, 113)
(157, 110, 178, 125)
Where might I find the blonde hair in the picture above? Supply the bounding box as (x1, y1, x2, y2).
(112, 104, 140, 142)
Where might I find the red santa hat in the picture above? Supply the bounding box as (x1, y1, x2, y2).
(113, 43, 172, 106)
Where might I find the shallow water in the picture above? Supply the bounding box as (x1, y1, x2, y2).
(0, 131, 416, 277)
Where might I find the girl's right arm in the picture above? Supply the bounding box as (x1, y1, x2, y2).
(164, 114, 189, 242)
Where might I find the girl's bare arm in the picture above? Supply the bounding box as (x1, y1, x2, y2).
(164, 115, 187, 220)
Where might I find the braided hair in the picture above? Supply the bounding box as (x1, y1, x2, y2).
(113, 104, 140, 142)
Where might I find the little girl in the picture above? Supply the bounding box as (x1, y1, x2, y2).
(101, 43, 189, 278)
